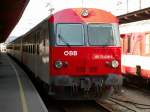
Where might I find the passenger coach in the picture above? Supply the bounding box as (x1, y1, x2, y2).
(120, 20, 150, 85)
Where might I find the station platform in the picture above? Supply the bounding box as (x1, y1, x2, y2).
(0, 53, 48, 112)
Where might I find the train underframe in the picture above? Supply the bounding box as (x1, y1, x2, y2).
(48, 74, 123, 100)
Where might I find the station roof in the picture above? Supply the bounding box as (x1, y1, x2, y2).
(0, 0, 29, 43)
(118, 7, 150, 24)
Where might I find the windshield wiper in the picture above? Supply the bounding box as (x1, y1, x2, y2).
(58, 34, 70, 47)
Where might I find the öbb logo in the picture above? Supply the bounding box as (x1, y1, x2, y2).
(64, 51, 78, 56)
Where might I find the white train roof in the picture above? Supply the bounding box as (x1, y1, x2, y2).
(119, 19, 150, 34)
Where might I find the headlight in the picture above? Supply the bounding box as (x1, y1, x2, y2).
(111, 60, 119, 68)
(55, 60, 63, 69)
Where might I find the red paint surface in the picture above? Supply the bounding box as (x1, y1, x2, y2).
(50, 47, 121, 76)
(49, 8, 118, 23)
(48, 8, 120, 77)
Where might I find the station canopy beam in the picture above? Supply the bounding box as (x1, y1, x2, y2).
(118, 7, 150, 24)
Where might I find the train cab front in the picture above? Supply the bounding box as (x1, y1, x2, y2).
(48, 8, 122, 100)
(48, 22, 122, 100)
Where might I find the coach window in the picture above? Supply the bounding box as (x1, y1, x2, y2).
(29, 45, 30, 53)
(33, 45, 35, 54)
(28, 45, 29, 53)
(32, 45, 34, 54)
(56, 24, 84, 45)
(37, 45, 39, 55)
(30, 45, 32, 54)
(31, 45, 33, 54)
(29, 45, 31, 53)
(30, 45, 32, 53)
(145, 33, 150, 54)
(43, 40, 46, 46)
(27, 46, 28, 52)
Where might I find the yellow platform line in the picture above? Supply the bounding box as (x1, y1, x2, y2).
(7, 57, 29, 112)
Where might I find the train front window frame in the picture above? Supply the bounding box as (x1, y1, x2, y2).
(87, 23, 120, 46)
(56, 23, 84, 46)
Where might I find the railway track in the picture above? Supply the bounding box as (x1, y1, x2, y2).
(97, 98, 138, 112)
(41, 85, 150, 112)
(19, 56, 150, 112)
(124, 82, 150, 95)
(60, 100, 111, 112)
(96, 88, 150, 112)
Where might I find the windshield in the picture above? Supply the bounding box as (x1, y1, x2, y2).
(56, 23, 120, 46)
(56, 24, 84, 45)
(88, 24, 120, 46)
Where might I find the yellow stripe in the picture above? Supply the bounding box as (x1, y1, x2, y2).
(7, 57, 28, 112)
(16, 74, 29, 112)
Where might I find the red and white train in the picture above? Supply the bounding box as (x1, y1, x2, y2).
(120, 20, 150, 82)
(7, 8, 122, 100)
